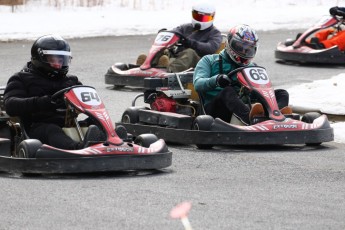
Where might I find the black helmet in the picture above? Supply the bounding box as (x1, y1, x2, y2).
(31, 34, 72, 78)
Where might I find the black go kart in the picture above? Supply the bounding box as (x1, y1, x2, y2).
(275, 10, 345, 65)
(0, 85, 172, 174)
(116, 66, 334, 149)
(104, 30, 225, 88)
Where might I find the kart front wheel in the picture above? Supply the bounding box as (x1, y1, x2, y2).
(16, 139, 42, 158)
(301, 112, 322, 146)
(134, 134, 158, 148)
(301, 112, 321, 123)
(193, 115, 214, 149)
(115, 125, 128, 140)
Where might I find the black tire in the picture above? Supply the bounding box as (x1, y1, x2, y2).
(284, 39, 295, 46)
(114, 63, 129, 71)
(301, 112, 321, 123)
(134, 134, 159, 148)
(16, 139, 42, 158)
(301, 112, 322, 146)
(111, 63, 128, 88)
(121, 106, 146, 124)
(115, 125, 128, 140)
(113, 85, 125, 89)
(192, 115, 214, 149)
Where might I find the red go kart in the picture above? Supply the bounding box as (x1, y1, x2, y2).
(117, 66, 334, 149)
(275, 10, 345, 65)
(105, 30, 196, 88)
(0, 86, 172, 174)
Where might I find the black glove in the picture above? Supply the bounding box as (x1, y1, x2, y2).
(52, 97, 66, 110)
(180, 37, 192, 48)
(330, 6, 339, 16)
(36, 95, 55, 111)
(216, 74, 232, 88)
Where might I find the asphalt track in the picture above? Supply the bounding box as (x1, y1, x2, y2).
(0, 30, 345, 230)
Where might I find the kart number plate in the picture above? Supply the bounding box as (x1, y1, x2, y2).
(155, 31, 175, 45)
(73, 87, 102, 106)
(243, 67, 269, 85)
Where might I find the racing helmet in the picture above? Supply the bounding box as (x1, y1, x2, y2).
(31, 34, 72, 78)
(192, 2, 215, 30)
(225, 24, 259, 66)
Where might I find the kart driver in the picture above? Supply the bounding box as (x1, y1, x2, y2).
(4, 34, 98, 150)
(306, 6, 345, 50)
(193, 24, 291, 125)
(137, 2, 222, 73)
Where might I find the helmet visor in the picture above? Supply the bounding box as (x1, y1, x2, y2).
(192, 10, 214, 22)
(230, 38, 257, 58)
(41, 50, 72, 69)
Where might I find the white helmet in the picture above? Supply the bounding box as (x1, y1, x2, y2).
(192, 2, 215, 30)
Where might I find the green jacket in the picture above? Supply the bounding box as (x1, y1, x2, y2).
(193, 50, 252, 105)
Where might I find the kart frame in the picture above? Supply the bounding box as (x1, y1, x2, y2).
(0, 86, 172, 174)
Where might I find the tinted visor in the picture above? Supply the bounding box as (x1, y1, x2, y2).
(41, 50, 72, 69)
(230, 38, 257, 58)
(192, 10, 214, 22)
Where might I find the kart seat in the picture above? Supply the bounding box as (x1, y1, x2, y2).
(62, 127, 89, 142)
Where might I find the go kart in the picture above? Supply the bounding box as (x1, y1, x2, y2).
(104, 29, 194, 88)
(116, 66, 334, 149)
(275, 10, 345, 65)
(0, 85, 172, 174)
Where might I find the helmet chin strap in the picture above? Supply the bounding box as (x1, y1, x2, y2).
(193, 23, 201, 30)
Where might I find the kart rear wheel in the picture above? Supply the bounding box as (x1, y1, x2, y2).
(134, 134, 159, 148)
(122, 106, 147, 124)
(122, 107, 140, 124)
(193, 115, 214, 149)
(301, 112, 322, 146)
(16, 139, 42, 158)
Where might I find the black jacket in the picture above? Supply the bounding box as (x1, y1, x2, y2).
(173, 23, 222, 57)
(4, 62, 82, 127)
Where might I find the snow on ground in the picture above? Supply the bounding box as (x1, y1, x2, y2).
(0, 0, 344, 143)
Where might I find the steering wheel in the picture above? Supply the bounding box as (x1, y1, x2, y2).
(226, 67, 247, 78)
(51, 85, 85, 104)
(172, 31, 187, 41)
(334, 9, 345, 18)
(160, 30, 187, 44)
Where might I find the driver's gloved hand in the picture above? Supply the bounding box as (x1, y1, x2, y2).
(52, 97, 66, 110)
(181, 37, 192, 48)
(216, 74, 232, 88)
(330, 6, 339, 16)
(35, 95, 55, 111)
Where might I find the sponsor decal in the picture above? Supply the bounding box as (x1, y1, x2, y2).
(106, 147, 133, 152)
(273, 124, 298, 129)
